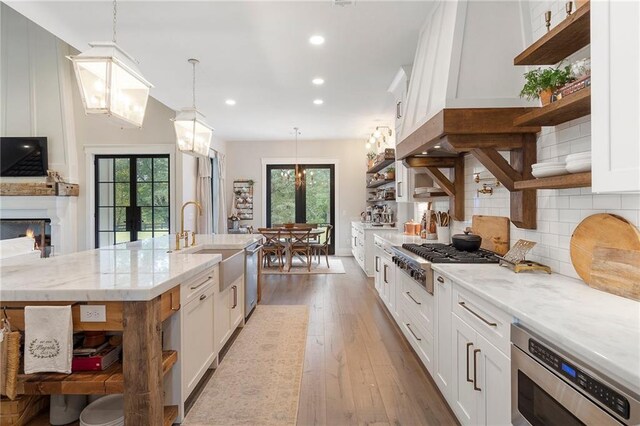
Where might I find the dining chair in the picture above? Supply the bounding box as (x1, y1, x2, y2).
(311, 224, 333, 268)
(258, 228, 284, 271)
(287, 229, 312, 272)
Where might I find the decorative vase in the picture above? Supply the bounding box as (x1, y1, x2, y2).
(367, 159, 374, 170)
(539, 88, 554, 106)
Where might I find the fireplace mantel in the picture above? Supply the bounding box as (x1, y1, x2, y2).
(0, 182, 79, 196)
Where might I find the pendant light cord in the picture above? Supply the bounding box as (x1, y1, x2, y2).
(112, 0, 117, 43)
(192, 61, 197, 108)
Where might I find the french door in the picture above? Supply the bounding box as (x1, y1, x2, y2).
(266, 164, 335, 254)
(95, 155, 170, 248)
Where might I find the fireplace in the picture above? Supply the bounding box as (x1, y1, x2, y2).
(0, 218, 52, 257)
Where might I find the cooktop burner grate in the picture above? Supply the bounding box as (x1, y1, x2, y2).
(401, 243, 500, 264)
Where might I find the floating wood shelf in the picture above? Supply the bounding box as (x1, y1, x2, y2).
(366, 179, 394, 189)
(413, 192, 448, 199)
(367, 158, 395, 174)
(366, 198, 396, 203)
(514, 172, 591, 190)
(17, 350, 177, 395)
(514, 2, 590, 65)
(0, 182, 79, 197)
(514, 88, 591, 127)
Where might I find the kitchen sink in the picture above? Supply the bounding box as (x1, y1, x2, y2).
(191, 249, 244, 292)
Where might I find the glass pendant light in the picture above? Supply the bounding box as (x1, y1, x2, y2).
(293, 127, 304, 189)
(173, 59, 213, 157)
(67, 0, 152, 128)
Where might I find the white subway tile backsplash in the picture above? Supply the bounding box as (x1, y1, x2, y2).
(592, 195, 622, 210)
(569, 195, 593, 209)
(621, 195, 640, 210)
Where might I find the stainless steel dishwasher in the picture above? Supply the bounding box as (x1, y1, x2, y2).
(244, 240, 262, 318)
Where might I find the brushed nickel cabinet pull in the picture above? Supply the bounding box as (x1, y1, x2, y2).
(405, 291, 421, 305)
(473, 349, 481, 391)
(406, 324, 421, 341)
(459, 301, 497, 327)
(232, 285, 238, 309)
(383, 264, 388, 283)
(375, 256, 380, 273)
(190, 276, 213, 291)
(437, 276, 445, 283)
(199, 294, 207, 301)
(466, 342, 473, 382)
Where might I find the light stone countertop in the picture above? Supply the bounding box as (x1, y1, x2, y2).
(351, 221, 398, 230)
(431, 263, 640, 395)
(0, 234, 261, 302)
(373, 230, 433, 246)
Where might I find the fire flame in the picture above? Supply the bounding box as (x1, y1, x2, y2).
(25, 228, 35, 239)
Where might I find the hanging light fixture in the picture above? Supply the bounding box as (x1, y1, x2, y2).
(293, 127, 304, 189)
(173, 59, 213, 157)
(68, 0, 152, 128)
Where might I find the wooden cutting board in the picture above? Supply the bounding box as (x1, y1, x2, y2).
(590, 247, 640, 301)
(472, 215, 510, 255)
(570, 213, 640, 283)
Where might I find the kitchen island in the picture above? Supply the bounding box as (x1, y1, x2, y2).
(0, 233, 261, 425)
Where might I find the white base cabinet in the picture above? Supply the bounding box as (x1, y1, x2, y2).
(183, 283, 216, 396)
(214, 274, 245, 351)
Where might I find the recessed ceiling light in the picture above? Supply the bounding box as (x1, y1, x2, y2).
(312, 78, 325, 85)
(434, 145, 441, 149)
(225, 99, 236, 106)
(309, 35, 325, 45)
(313, 99, 324, 105)
(421, 151, 428, 155)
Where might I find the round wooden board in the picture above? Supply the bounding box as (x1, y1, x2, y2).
(570, 213, 640, 283)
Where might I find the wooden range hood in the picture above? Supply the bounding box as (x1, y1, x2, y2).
(397, 108, 541, 229)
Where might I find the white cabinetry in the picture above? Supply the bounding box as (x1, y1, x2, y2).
(352, 222, 382, 277)
(214, 275, 245, 351)
(434, 272, 453, 400)
(388, 65, 412, 141)
(395, 160, 436, 203)
(180, 267, 218, 398)
(374, 235, 397, 314)
(450, 284, 511, 426)
(592, 0, 640, 193)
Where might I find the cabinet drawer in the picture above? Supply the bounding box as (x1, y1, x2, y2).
(399, 272, 434, 334)
(452, 284, 511, 356)
(400, 303, 434, 373)
(182, 266, 218, 305)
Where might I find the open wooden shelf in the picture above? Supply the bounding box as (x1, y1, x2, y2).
(366, 198, 396, 203)
(514, 87, 591, 127)
(514, 172, 591, 190)
(17, 350, 177, 395)
(413, 192, 448, 199)
(366, 179, 394, 189)
(163, 405, 179, 426)
(367, 158, 395, 174)
(514, 2, 590, 65)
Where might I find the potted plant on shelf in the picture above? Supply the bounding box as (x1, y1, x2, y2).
(520, 65, 573, 106)
(366, 152, 377, 170)
(385, 166, 395, 180)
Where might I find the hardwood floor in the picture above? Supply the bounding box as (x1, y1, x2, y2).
(260, 257, 459, 426)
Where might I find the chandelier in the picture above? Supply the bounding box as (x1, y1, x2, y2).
(68, 0, 152, 128)
(281, 127, 308, 188)
(173, 59, 213, 157)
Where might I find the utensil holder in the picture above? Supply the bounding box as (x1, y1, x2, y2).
(437, 226, 451, 244)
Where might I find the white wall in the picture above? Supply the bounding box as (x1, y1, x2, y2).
(225, 139, 366, 255)
(420, 1, 640, 280)
(1, 4, 226, 251)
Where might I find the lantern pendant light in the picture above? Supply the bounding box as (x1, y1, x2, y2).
(67, 0, 152, 128)
(174, 59, 213, 157)
(293, 127, 305, 189)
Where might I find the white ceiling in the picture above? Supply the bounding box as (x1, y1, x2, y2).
(6, 1, 432, 141)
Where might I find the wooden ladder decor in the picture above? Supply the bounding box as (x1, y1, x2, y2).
(404, 156, 465, 221)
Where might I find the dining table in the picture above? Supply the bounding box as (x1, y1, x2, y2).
(270, 227, 325, 269)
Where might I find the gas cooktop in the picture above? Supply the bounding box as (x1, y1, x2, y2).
(401, 243, 500, 264)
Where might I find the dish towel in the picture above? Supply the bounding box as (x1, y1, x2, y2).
(24, 306, 73, 374)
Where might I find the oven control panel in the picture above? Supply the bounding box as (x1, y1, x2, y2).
(529, 339, 630, 420)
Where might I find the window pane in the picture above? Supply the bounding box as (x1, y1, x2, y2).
(98, 158, 114, 182)
(141, 207, 153, 231)
(305, 168, 331, 225)
(99, 207, 114, 231)
(99, 183, 114, 206)
(115, 232, 130, 244)
(137, 231, 153, 240)
(115, 207, 128, 231)
(154, 207, 169, 230)
(154, 183, 169, 206)
(154, 230, 168, 238)
(269, 168, 295, 225)
(137, 182, 152, 206)
(115, 158, 129, 182)
(115, 183, 130, 206)
(137, 158, 152, 182)
(154, 157, 169, 181)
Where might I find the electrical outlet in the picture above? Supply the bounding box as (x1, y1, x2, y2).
(80, 305, 107, 322)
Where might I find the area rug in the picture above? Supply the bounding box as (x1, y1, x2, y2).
(261, 257, 345, 275)
(183, 305, 309, 426)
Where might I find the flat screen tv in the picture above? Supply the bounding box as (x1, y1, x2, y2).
(0, 137, 48, 177)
